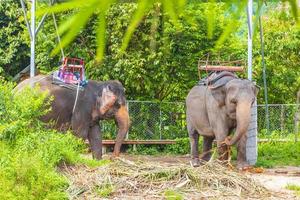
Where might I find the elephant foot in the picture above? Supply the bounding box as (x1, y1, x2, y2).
(237, 161, 252, 170)
(109, 152, 120, 160)
(199, 154, 211, 163)
(92, 151, 102, 160)
(190, 158, 201, 167)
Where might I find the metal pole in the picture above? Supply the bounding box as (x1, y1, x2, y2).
(20, 0, 32, 40)
(246, 0, 257, 165)
(50, 0, 65, 59)
(259, 16, 270, 133)
(159, 105, 162, 140)
(126, 101, 129, 140)
(247, 0, 253, 80)
(35, 13, 48, 35)
(295, 91, 300, 142)
(30, 0, 36, 78)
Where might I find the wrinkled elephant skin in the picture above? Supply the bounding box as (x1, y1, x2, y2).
(186, 77, 258, 168)
(15, 75, 130, 160)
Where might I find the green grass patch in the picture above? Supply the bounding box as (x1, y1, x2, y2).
(285, 184, 300, 196)
(164, 190, 183, 200)
(256, 141, 300, 168)
(95, 184, 114, 197)
(77, 157, 111, 168)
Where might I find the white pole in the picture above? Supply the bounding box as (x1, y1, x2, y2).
(246, 0, 257, 166)
(247, 0, 253, 80)
(30, 0, 36, 77)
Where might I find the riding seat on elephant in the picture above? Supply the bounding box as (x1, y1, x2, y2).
(14, 75, 130, 160)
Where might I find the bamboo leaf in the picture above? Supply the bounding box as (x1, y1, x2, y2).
(287, 0, 299, 22)
(36, 0, 91, 16)
(206, 0, 216, 39)
(121, 0, 153, 52)
(215, 0, 247, 47)
(51, 4, 96, 56)
(96, 12, 106, 62)
(162, 0, 179, 25)
(57, 13, 78, 36)
(95, 0, 115, 61)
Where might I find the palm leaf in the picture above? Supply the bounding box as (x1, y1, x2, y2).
(95, 0, 115, 61)
(287, 0, 299, 22)
(120, 0, 153, 52)
(215, 0, 248, 47)
(36, 0, 299, 61)
(51, 1, 98, 56)
(36, 0, 92, 16)
(206, 0, 216, 39)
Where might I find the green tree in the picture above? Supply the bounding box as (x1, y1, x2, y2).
(84, 3, 246, 101)
(0, 0, 29, 79)
(253, 5, 300, 103)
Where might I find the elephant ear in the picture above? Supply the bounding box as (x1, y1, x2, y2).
(209, 76, 237, 107)
(97, 86, 117, 115)
(210, 85, 226, 107)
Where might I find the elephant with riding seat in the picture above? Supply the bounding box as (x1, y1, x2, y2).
(186, 72, 258, 168)
(14, 75, 130, 159)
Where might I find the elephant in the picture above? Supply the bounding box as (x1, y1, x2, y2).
(14, 75, 130, 160)
(186, 71, 258, 168)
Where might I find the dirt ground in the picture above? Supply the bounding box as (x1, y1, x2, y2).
(114, 154, 300, 198)
(70, 154, 300, 199)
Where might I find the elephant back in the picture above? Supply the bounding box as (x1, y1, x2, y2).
(198, 71, 238, 88)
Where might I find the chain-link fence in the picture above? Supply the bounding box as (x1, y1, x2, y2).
(101, 101, 300, 140)
(257, 104, 299, 139)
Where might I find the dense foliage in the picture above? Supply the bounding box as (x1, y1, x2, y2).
(0, 82, 106, 199)
(0, 0, 29, 79)
(1, 2, 299, 103)
(1, 2, 299, 198)
(253, 5, 300, 103)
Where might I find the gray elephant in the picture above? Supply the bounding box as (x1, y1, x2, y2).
(186, 71, 258, 168)
(15, 75, 130, 160)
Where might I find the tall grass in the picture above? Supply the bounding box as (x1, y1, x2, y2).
(0, 81, 90, 199)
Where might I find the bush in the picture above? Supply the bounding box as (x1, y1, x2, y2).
(256, 141, 300, 168)
(0, 81, 91, 199)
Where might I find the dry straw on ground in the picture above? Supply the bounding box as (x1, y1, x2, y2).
(61, 158, 284, 200)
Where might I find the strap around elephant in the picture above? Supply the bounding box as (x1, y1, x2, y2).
(198, 71, 238, 87)
(72, 82, 80, 113)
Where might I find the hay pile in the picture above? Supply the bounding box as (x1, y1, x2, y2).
(62, 158, 279, 200)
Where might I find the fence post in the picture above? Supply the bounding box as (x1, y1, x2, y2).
(296, 91, 300, 142)
(280, 104, 285, 133)
(295, 104, 299, 142)
(296, 118, 299, 142)
(126, 101, 129, 140)
(159, 104, 162, 140)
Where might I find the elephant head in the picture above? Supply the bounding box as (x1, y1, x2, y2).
(94, 80, 130, 157)
(211, 78, 259, 146)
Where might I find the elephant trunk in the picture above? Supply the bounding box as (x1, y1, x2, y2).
(113, 105, 130, 157)
(228, 101, 252, 146)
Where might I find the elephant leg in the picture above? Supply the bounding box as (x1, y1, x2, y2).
(112, 105, 130, 157)
(188, 123, 200, 167)
(236, 133, 250, 169)
(88, 125, 102, 160)
(200, 136, 214, 162)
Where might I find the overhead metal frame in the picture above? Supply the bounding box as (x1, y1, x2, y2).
(19, 0, 64, 78)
